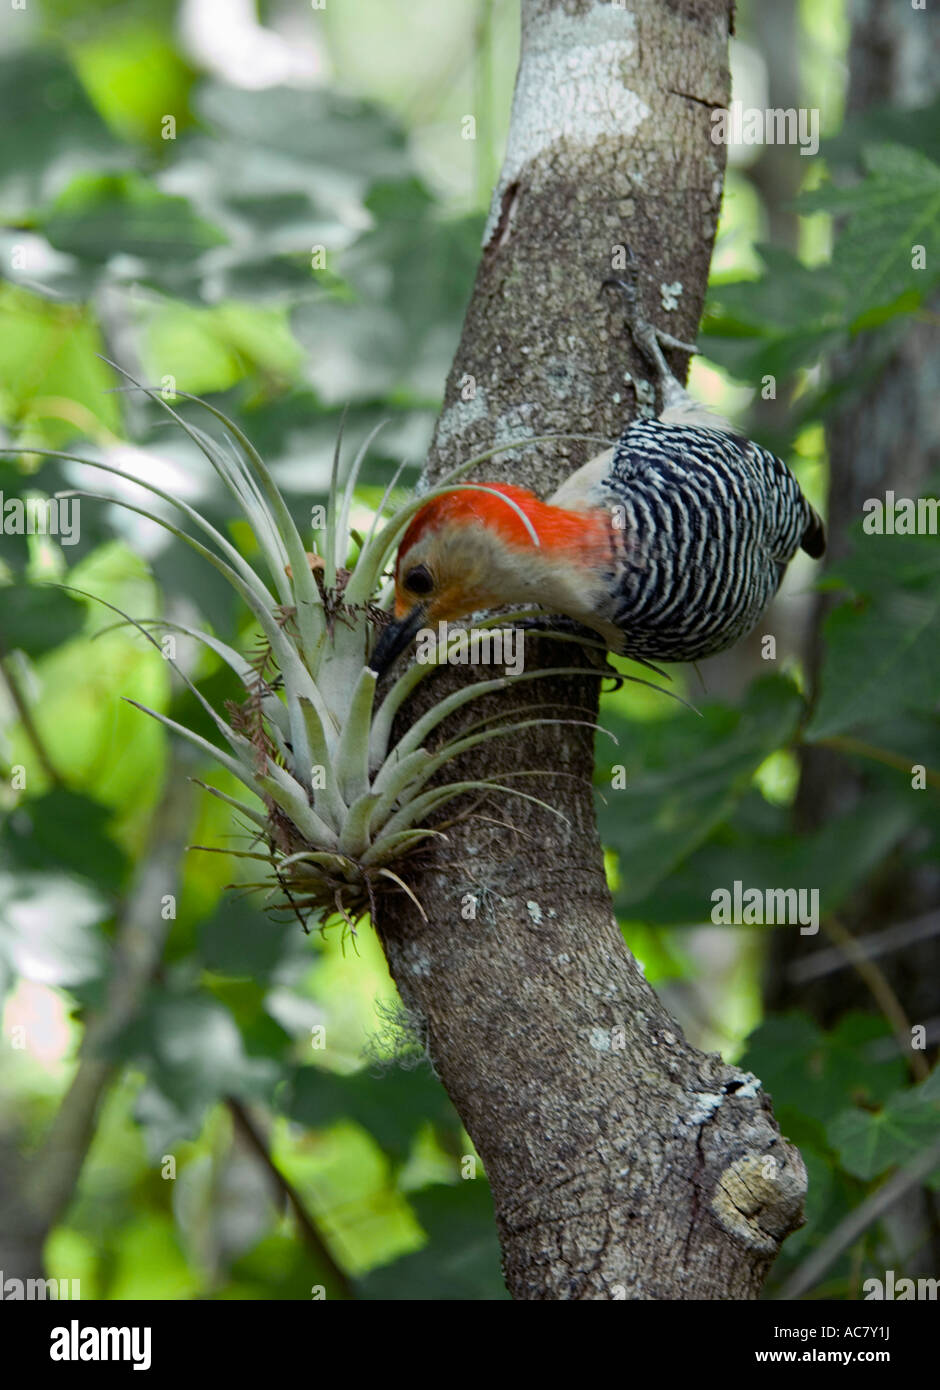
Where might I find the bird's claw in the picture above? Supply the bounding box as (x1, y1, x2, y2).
(600, 254, 699, 404)
(655, 328, 700, 357)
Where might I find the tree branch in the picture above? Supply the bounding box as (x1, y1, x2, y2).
(373, 0, 805, 1299)
(0, 641, 62, 786)
(0, 743, 197, 1280)
(226, 1097, 355, 1298)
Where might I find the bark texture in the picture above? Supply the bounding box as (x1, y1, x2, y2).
(374, 0, 806, 1300)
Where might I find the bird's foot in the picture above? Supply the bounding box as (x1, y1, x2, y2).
(600, 250, 699, 408)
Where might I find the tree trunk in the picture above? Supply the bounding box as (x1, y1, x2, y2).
(373, 0, 806, 1300)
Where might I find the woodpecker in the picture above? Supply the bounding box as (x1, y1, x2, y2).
(370, 268, 825, 678)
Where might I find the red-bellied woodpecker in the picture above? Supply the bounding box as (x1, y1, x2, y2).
(370, 269, 825, 678)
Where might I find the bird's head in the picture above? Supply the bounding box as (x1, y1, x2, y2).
(369, 482, 613, 676)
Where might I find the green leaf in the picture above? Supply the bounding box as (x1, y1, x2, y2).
(194, 83, 412, 181)
(69, 23, 196, 147)
(287, 1063, 458, 1161)
(807, 534, 940, 740)
(827, 1072, 940, 1180)
(835, 713, 940, 782)
(0, 584, 84, 657)
(42, 172, 226, 264)
(355, 1182, 508, 1300)
(701, 143, 940, 388)
(105, 1212, 200, 1302)
(0, 285, 121, 443)
(140, 301, 303, 395)
(596, 677, 804, 904)
(166, 662, 246, 748)
(702, 251, 848, 380)
(1, 787, 129, 892)
(0, 51, 125, 217)
(619, 791, 915, 926)
(226, 1233, 349, 1301)
(824, 97, 940, 168)
(796, 145, 940, 319)
(105, 991, 280, 1154)
(197, 897, 298, 982)
(741, 1013, 908, 1127)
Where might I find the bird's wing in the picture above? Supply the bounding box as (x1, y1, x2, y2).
(547, 447, 615, 508)
(658, 397, 736, 434)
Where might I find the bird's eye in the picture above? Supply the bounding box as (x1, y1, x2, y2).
(404, 564, 434, 596)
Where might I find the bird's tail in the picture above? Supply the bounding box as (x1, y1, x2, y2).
(802, 503, 826, 559)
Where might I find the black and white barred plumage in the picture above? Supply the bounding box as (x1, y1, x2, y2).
(582, 418, 825, 662)
(375, 394, 826, 680)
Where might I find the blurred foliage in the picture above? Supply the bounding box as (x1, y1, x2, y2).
(703, 116, 940, 442)
(0, 0, 936, 1302)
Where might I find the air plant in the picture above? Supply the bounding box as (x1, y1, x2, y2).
(8, 367, 621, 938)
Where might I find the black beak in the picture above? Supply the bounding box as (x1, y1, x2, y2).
(369, 605, 427, 678)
